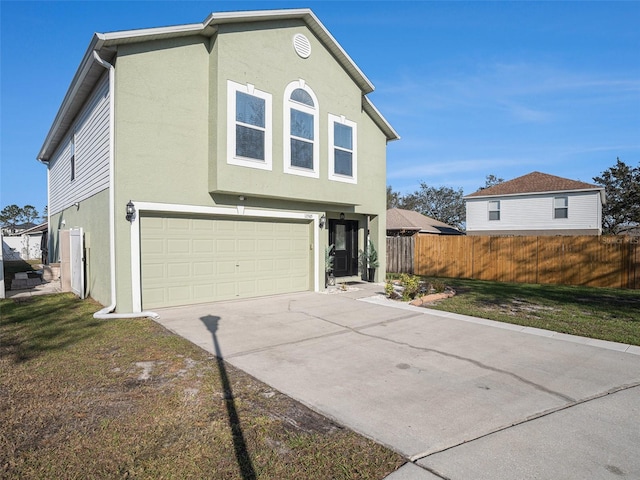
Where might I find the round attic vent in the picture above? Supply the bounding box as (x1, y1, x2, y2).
(293, 33, 311, 58)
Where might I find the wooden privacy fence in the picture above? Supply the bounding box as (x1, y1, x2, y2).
(386, 236, 414, 274)
(411, 235, 640, 289)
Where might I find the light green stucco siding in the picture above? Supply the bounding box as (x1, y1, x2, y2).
(210, 20, 387, 210)
(48, 189, 111, 305)
(108, 20, 390, 311)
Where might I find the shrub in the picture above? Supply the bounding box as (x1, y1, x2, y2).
(399, 274, 420, 301)
(431, 279, 446, 293)
(384, 280, 395, 297)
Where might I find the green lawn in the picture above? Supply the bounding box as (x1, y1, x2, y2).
(416, 277, 640, 346)
(0, 294, 403, 479)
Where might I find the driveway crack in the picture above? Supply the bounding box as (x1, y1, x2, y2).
(410, 382, 640, 462)
(294, 306, 576, 403)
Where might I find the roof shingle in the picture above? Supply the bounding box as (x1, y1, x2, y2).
(386, 208, 462, 235)
(465, 171, 602, 198)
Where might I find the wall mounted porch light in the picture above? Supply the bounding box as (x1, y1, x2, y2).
(339, 212, 345, 220)
(125, 200, 135, 222)
(319, 214, 326, 229)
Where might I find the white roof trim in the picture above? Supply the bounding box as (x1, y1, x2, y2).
(363, 96, 400, 141)
(464, 187, 606, 200)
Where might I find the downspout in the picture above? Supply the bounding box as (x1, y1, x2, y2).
(92, 50, 159, 320)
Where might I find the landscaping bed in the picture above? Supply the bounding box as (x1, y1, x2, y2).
(386, 275, 640, 347)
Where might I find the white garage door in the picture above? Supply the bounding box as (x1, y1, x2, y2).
(141, 214, 311, 309)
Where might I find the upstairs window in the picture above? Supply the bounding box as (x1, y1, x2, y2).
(227, 80, 272, 170)
(554, 196, 568, 219)
(488, 200, 500, 220)
(284, 80, 319, 177)
(328, 114, 357, 183)
(70, 134, 76, 181)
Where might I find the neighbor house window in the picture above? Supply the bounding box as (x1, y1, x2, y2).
(488, 200, 500, 220)
(227, 80, 272, 170)
(328, 114, 357, 183)
(70, 134, 76, 181)
(554, 196, 568, 219)
(284, 80, 319, 178)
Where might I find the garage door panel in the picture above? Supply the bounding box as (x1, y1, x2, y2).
(238, 260, 256, 274)
(167, 263, 190, 278)
(193, 239, 214, 253)
(194, 262, 214, 276)
(217, 239, 236, 253)
(194, 284, 215, 299)
(238, 238, 256, 252)
(217, 260, 237, 275)
(141, 215, 311, 308)
(168, 285, 191, 303)
(167, 218, 190, 230)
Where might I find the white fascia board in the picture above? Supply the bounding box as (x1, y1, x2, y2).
(464, 188, 605, 201)
(37, 34, 104, 162)
(363, 96, 400, 141)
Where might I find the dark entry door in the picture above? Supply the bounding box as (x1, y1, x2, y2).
(329, 219, 358, 277)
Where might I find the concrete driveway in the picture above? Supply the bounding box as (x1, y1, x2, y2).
(154, 284, 640, 479)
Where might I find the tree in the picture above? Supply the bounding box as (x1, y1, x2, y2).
(0, 204, 25, 230)
(386, 185, 402, 209)
(481, 174, 504, 190)
(400, 182, 466, 230)
(22, 205, 39, 223)
(593, 158, 640, 234)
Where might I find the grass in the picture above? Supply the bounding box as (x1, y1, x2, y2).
(0, 294, 404, 479)
(397, 276, 640, 346)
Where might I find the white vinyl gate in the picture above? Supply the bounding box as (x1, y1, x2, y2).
(70, 228, 85, 299)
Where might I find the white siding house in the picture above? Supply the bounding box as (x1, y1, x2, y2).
(465, 172, 605, 236)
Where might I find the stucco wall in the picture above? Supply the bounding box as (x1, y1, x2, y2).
(109, 21, 389, 310)
(48, 189, 111, 305)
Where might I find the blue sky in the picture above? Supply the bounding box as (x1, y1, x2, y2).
(2, 1, 639, 216)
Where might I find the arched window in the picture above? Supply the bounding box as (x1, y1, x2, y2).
(284, 80, 319, 177)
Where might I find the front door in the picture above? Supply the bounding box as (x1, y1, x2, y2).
(329, 219, 358, 277)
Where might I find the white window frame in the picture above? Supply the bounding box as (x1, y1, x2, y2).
(328, 114, 357, 184)
(488, 200, 500, 221)
(283, 80, 319, 178)
(227, 80, 272, 171)
(554, 196, 569, 219)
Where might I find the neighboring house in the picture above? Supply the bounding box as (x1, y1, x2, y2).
(1, 222, 47, 261)
(386, 208, 463, 236)
(36, 9, 398, 312)
(1, 222, 37, 236)
(464, 171, 605, 236)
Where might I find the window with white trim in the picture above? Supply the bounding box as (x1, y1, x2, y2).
(488, 200, 500, 220)
(284, 80, 319, 177)
(70, 134, 76, 181)
(554, 196, 568, 219)
(328, 114, 357, 183)
(227, 80, 272, 170)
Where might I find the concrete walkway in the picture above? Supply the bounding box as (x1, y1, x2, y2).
(154, 283, 640, 479)
(4, 280, 62, 299)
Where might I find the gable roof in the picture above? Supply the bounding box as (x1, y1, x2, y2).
(387, 208, 463, 235)
(37, 9, 399, 163)
(464, 171, 604, 201)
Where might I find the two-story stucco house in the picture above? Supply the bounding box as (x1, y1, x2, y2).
(464, 171, 605, 236)
(37, 9, 398, 314)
